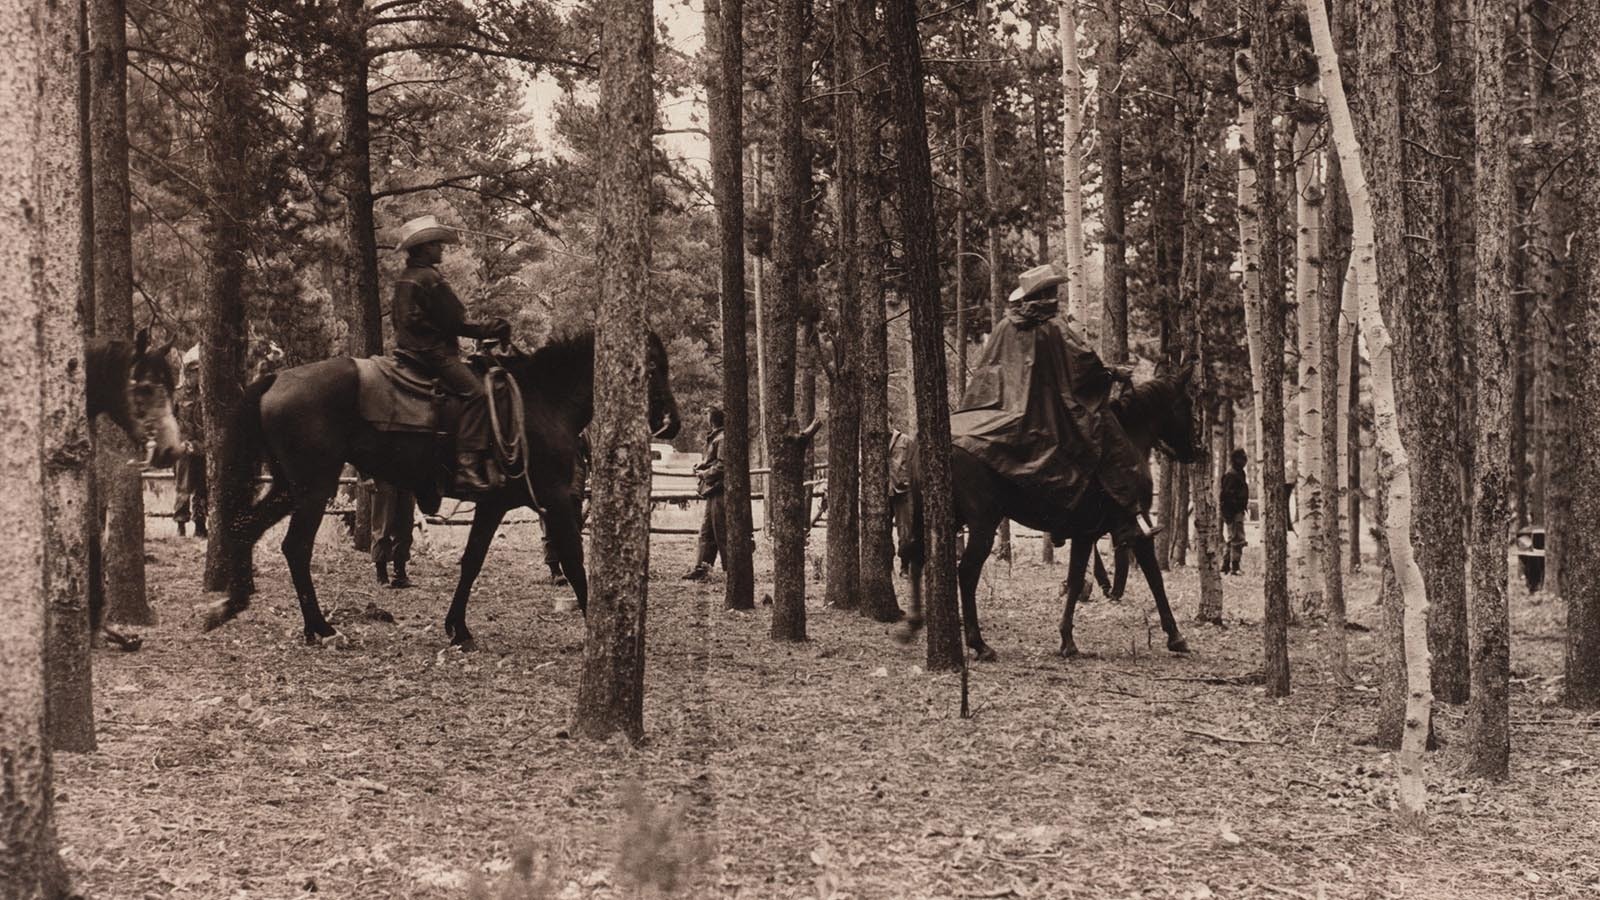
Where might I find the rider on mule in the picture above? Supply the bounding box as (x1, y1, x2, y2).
(392, 214, 511, 493)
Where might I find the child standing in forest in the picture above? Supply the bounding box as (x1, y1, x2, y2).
(1220, 448, 1249, 574)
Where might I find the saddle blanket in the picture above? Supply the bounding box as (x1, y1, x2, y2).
(353, 355, 438, 433)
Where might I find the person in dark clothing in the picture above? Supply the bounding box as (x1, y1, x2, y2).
(683, 407, 727, 581)
(372, 480, 416, 588)
(391, 214, 511, 493)
(173, 349, 208, 538)
(1219, 448, 1250, 574)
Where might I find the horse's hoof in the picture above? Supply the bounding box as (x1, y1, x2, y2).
(201, 600, 241, 632)
(454, 636, 479, 653)
(306, 629, 344, 648)
(101, 628, 143, 652)
(553, 597, 578, 614)
(891, 617, 924, 645)
(1168, 637, 1191, 654)
(1107, 593, 1124, 604)
(973, 645, 998, 663)
(1058, 642, 1080, 659)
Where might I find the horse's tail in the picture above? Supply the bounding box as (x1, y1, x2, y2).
(234, 374, 279, 481)
(223, 375, 278, 599)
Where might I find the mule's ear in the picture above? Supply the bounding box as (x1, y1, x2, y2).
(1177, 356, 1198, 385)
(135, 327, 150, 356)
(154, 340, 175, 360)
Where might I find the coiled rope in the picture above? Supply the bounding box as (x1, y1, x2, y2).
(484, 365, 543, 514)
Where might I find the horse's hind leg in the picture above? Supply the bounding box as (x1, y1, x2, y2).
(1058, 538, 1094, 657)
(957, 523, 997, 661)
(282, 497, 337, 644)
(1130, 537, 1189, 654)
(1110, 545, 1130, 601)
(541, 491, 587, 614)
(203, 486, 295, 631)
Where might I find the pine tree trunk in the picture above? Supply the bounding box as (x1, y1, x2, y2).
(705, 0, 756, 611)
(1058, 0, 1089, 337)
(765, 0, 809, 642)
(1565, 0, 1600, 708)
(87, 0, 149, 624)
(885, 0, 961, 672)
(1, 0, 67, 878)
(573, 0, 656, 743)
(1348, 325, 1361, 569)
(1098, 0, 1127, 363)
(850, 0, 897, 621)
(1321, 153, 1350, 685)
(1292, 79, 1325, 618)
(198, 0, 252, 599)
(978, 3, 1011, 564)
(42, 0, 95, 752)
(1251, 0, 1291, 697)
(339, 0, 380, 554)
(954, 100, 967, 393)
(1179, 110, 1223, 621)
(1466, 0, 1512, 778)
(1309, 0, 1433, 822)
(824, 0, 862, 612)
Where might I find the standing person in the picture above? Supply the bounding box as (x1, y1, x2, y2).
(173, 346, 208, 538)
(391, 214, 512, 493)
(1220, 448, 1250, 574)
(683, 407, 727, 581)
(372, 480, 416, 588)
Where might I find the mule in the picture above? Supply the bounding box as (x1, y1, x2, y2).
(903, 363, 1203, 661)
(203, 331, 681, 646)
(86, 328, 185, 648)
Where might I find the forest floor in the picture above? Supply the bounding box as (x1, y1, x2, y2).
(55, 517, 1600, 899)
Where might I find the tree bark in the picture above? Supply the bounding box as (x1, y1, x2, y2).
(339, 0, 381, 554)
(1234, 13, 1265, 495)
(198, 0, 252, 598)
(1308, 0, 1433, 823)
(1058, 0, 1089, 337)
(88, 0, 149, 624)
(1292, 78, 1324, 618)
(1465, 0, 1512, 778)
(1321, 151, 1351, 685)
(1, 0, 68, 879)
(1098, 0, 1127, 364)
(978, 2, 1011, 564)
(43, 0, 95, 753)
(885, 0, 961, 672)
(1253, 0, 1290, 698)
(764, 0, 809, 642)
(573, 0, 655, 743)
(853, 0, 899, 623)
(704, 0, 756, 611)
(824, 0, 862, 612)
(1565, 0, 1600, 708)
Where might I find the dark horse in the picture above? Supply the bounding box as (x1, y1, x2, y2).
(904, 363, 1203, 661)
(86, 329, 185, 647)
(202, 331, 681, 646)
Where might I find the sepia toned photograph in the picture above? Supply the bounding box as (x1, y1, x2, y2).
(1, 0, 1596, 895)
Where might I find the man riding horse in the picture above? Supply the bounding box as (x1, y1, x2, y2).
(392, 214, 512, 493)
(953, 263, 1159, 547)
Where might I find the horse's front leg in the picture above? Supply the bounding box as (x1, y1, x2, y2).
(1130, 537, 1190, 654)
(444, 501, 507, 650)
(1058, 538, 1094, 657)
(957, 523, 997, 661)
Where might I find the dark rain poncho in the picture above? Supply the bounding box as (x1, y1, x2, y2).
(950, 301, 1149, 516)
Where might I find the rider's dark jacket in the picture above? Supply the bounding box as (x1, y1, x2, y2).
(392, 263, 499, 361)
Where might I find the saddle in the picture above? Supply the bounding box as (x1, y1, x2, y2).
(352, 351, 446, 433)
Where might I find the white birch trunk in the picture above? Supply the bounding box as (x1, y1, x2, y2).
(1306, 0, 1432, 826)
(1235, 32, 1265, 494)
(1059, 0, 1089, 338)
(1294, 80, 1325, 614)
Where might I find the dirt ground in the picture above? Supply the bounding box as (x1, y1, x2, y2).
(54, 516, 1600, 899)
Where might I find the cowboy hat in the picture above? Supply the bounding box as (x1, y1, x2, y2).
(1006, 263, 1068, 304)
(396, 214, 460, 252)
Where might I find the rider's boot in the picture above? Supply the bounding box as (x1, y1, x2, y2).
(455, 452, 492, 493)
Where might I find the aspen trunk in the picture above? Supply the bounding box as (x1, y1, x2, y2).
(1321, 153, 1351, 685)
(573, 0, 656, 743)
(1292, 79, 1325, 618)
(1307, 0, 1432, 824)
(1234, 20, 1265, 493)
(1, 0, 67, 879)
(1098, 0, 1127, 363)
(1058, 0, 1090, 337)
(1466, 0, 1512, 778)
(88, 0, 150, 624)
(42, 0, 95, 752)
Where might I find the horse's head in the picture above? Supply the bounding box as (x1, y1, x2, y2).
(1118, 358, 1204, 465)
(128, 328, 183, 468)
(647, 331, 682, 440)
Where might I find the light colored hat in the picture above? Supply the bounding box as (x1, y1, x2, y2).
(181, 344, 200, 368)
(396, 215, 460, 252)
(1006, 264, 1067, 304)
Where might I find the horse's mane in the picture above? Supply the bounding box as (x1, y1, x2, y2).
(1112, 373, 1185, 424)
(506, 330, 596, 389)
